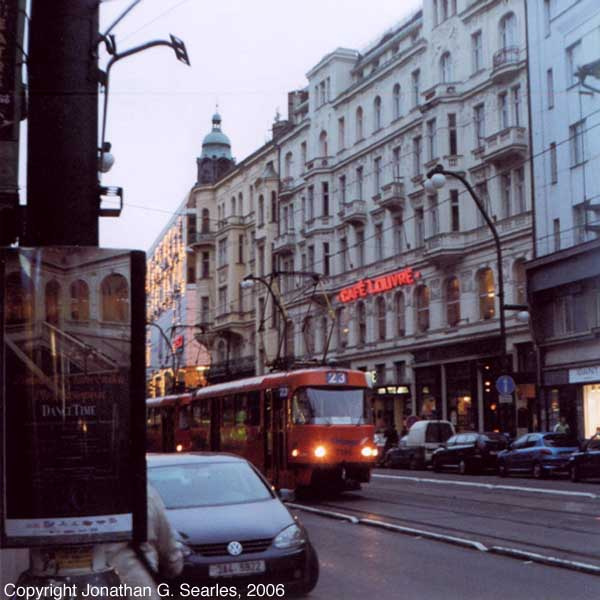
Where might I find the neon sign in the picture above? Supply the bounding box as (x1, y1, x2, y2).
(337, 267, 421, 303)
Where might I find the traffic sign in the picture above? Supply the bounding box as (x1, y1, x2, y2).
(496, 375, 516, 395)
(499, 394, 513, 404)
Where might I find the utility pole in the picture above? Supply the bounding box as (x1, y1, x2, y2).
(24, 0, 100, 246)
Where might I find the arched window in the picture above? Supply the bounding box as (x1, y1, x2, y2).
(230, 196, 236, 216)
(395, 291, 405, 336)
(303, 316, 314, 355)
(258, 195, 265, 225)
(356, 106, 364, 141)
(513, 260, 527, 305)
(478, 268, 496, 320)
(5, 271, 34, 325)
(284, 152, 293, 178)
(376, 296, 386, 340)
(45, 280, 61, 325)
(440, 52, 452, 83)
(446, 277, 461, 327)
(319, 130, 328, 156)
(499, 12, 517, 49)
(201, 208, 210, 233)
(217, 339, 227, 363)
(357, 301, 367, 345)
(392, 84, 401, 120)
(415, 285, 430, 333)
(238, 192, 243, 215)
(70, 279, 90, 321)
(101, 273, 129, 322)
(373, 96, 382, 131)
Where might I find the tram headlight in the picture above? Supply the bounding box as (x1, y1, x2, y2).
(314, 445, 326, 458)
(176, 444, 183, 453)
(361, 446, 376, 457)
(291, 448, 299, 458)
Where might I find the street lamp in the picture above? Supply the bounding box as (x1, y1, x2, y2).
(425, 164, 509, 372)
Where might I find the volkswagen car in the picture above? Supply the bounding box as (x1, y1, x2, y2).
(147, 453, 319, 595)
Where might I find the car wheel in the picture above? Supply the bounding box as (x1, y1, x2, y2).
(570, 464, 580, 483)
(498, 461, 508, 477)
(299, 543, 319, 595)
(458, 459, 468, 475)
(532, 462, 545, 479)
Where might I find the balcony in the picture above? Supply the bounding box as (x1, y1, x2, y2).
(301, 215, 333, 236)
(482, 126, 527, 165)
(217, 215, 245, 231)
(491, 46, 522, 83)
(187, 230, 215, 247)
(424, 232, 466, 267)
(420, 82, 460, 110)
(496, 210, 533, 235)
(377, 180, 405, 212)
(338, 199, 367, 225)
(207, 355, 255, 383)
(280, 177, 302, 197)
(273, 230, 296, 253)
(305, 156, 333, 175)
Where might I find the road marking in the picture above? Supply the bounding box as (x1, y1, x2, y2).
(490, 546, 600, 576)
(287, 502, 359, 524)
(373, 473, 598, 499)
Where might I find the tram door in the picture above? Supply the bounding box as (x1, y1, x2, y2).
(264, 388, 286, 487)
(162, 407, 175, 452)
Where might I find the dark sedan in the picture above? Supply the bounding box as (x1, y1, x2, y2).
(147, 453, 319, 595)
(382, 436, 417, 469)
(432, 432, 508, 474)
(497, 432, 579, 478)
(568, 433, 600, 482)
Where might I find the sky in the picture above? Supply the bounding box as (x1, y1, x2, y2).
(86, 0, 422, 251)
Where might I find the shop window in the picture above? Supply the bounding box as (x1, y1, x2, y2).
(101, 273, 129, 322)
(45, 280, 61, 325)
(5, 271, 35, 325)
(478, 268, 495, 320)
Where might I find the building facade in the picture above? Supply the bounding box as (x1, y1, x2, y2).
(525, 0, 600, 438)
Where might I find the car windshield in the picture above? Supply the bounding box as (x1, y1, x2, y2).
(292, 387, 370, 425)
(148, 462, 273, 508)
(543, 434, 578, 448)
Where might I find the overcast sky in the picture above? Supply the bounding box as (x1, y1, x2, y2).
(88, 0, 422, 251)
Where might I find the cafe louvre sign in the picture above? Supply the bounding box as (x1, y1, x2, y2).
(337, 267, 421, 303)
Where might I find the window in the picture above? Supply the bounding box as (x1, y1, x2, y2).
(499, 12, 517, 49)
(553, 218, 561, 251)
(258, 195, 265, 226)
(357, 302, 367, 345)
(474, 104, 485, 146)
(319, 130, 328, 156)
(395, 360, 406, 382)
(543, 0, 551, 36)
(301, 141, 307, 168)
(374, 96, 382, 131)
(101, 274, 129, 322)
(471, 31, 482, 73)
(550, 142, 558, 183)
(476, 181, 491, 226)
(393, 146, 401, 179)
(478, 268, 495, 320)
(258, 245, 265, 277)
(201, 296, 210, 324)
(70, 280, 89, 321)
(303, 316, 314, 355)
(356, 228, 365, 267)
(308, 186, 314, 219)
(322, 182, 329, 216)
(430, 195, 439, 236)
(202, 251, 210, 278)
(394, 215, 404, 254)
(413, 136, 422, 176)
(512, 85, 521, 127)
(498, 92, 509, 130)
(574, 204, 586, 244)
(323, 242, 330, 276)
(570, 121, 585, 166)
(230, 196, 236, 217)
(374, 157, 382, 195)
(375, 223, 384, 261)
(338, 117, 345, 150)
(411, 70, 420, 107)
(377, 297, 387, 341)
(426, 119, 437, 162)
(450, 189, 460, 232)
(446, 277, 460, 327)
(440, 52, 452, 83)
(415, 285, 430, 333)
(356, 166, 364, 200)
(339, 175, 347, 206)
(393, 84, 401, 119)
(513, 261, 526, 305)
(187, 264, 196, 284)
(336, 307, 348, 349)
(187, 213, 197, 239)
(238, 234, 244, 263)
(356, 106, 364, 141)
(566, 41, 581, 87)
(340, 237, 348, 271)
(501, 173, 512, 218)
(284, 152, 293, 178)
(270, 191, 277, 223)
(415, 208, 424, 247)
(308, 245, 315, 271)
(218, 238, 227, 267)
(201, 208, 210, 233)
(395, 291, 405, 336)
(514, 167, 525, 213)
(547, 69, 554, 109)
(448, 113, 457, 155)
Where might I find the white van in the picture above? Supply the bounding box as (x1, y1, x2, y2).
(404, 420, 456, 468)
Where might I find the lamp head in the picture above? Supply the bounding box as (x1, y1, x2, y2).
(240, 278, 255, 289)
(516, 310, 530, 324)
(431, 172, 446, 190)
(98, 142, 115, 173)
(423, 178, 436, 195)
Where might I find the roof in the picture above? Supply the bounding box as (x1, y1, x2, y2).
(147, 452, 245, 467)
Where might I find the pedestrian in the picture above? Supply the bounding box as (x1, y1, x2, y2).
(384, 424, 399, 453)
(105, 483, 183, 597)
(553, 416, 570, 434)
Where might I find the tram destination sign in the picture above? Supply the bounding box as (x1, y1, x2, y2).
(0, 247, 147, 548)
(337, 267, 421, 303)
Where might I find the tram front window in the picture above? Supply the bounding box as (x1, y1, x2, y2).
(292, 387, 370, 425)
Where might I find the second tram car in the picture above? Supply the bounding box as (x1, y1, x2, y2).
(146, 368, 377, 491)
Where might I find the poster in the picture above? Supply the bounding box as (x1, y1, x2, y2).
(0, 247, 146, 547)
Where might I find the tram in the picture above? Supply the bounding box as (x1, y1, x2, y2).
(146, 367, 377, 491)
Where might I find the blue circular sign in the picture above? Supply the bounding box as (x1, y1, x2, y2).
(496, 375, 516, 395)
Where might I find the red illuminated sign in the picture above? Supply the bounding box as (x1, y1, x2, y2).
(337, 267, 421, 303)
(172, 335, 184, 353)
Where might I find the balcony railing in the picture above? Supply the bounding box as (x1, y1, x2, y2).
(188, 230, 215, 246)
(482, 126, 528, 164)
(491, 46, 522, 82)
(339, 199, 367, 224)
(377, 180, 405, 212)
(273, 230, 296, 253)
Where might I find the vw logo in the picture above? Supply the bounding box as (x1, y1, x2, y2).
(227, 541, 243, 556)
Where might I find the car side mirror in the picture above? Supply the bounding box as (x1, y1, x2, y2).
(278, 488, 295, 503)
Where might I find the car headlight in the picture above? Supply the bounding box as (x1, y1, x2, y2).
(273, 524, 307, 549)
(176, 536, 193, 558)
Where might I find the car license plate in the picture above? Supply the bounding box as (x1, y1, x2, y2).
(209, 560, 266, 577)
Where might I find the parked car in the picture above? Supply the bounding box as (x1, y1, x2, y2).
(402, 420, 456, 469)
(374, 432, 387, 466)
(568, 433, 600, 482)
(382, 435, 414, 469)
(147, 453, 319, 594)
(432, 432, 508, 475)
(497, 432, 579, 478)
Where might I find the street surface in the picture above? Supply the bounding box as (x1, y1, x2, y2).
(292, 469, 600, 599)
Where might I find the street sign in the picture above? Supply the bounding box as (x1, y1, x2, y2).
(496, 375, 516, 395)
(499, 394, 513, 404)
